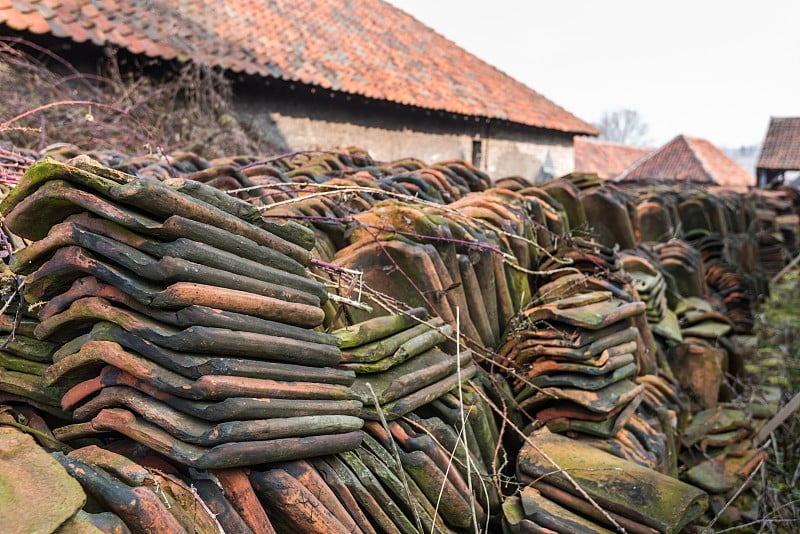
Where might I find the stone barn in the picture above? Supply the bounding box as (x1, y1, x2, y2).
(0, 0, 597, 178)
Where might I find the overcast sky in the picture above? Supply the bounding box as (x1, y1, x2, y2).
(388, 0, 799, 149)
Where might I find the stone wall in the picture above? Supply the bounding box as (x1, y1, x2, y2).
(234, 81, 576, 180)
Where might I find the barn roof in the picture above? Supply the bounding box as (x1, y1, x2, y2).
(757, 117, 800, 171)
(574, 137, 652, 180)
(614, 135, 755, 189)
(0, 0, 597, 135)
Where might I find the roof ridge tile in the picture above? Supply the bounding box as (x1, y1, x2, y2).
(681, 136, 715, 184)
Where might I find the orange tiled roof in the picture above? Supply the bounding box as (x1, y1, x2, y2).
(757, 117, 800, 171)
(0, 0, 597, 135)
(615, 135, 755, 189)
(573, 137, 652, 180)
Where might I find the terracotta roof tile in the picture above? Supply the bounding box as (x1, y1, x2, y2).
(65, 20, 88, 42)
(3, 6, 47, 33)
(757, 117, 800, 171)
(574, 137, 652, 180)
(614, 135, 755, 189)
(0, 0, 596, 135)
(9, 0, 35, 13)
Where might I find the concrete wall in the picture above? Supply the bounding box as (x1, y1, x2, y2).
(482, 124, 575, 179)
(234, 82, 576, 181)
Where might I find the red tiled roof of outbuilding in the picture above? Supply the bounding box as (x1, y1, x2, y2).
(0, 0, 598, 135)
(574, 137, 652, 180)
(615, 135, 755, 189)
(757, 117, 800, 171)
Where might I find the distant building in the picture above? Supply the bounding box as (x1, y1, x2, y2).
(614, 135, 755, 190)
(757, 117, 800, 187)
(573, 137, 652, 180)
(0, 0, 597, 177)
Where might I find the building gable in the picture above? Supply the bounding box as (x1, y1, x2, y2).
(615, 135, 754, 189)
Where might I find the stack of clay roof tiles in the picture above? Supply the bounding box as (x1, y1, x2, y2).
(0, 0, 596, 135)
(1, 144, 799, 532)
(1, 156, 365, 470)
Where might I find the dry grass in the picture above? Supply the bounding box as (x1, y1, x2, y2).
(0, 38, 283, 167)
(704, 269, 800, 533)
(745, 270, 800, 532)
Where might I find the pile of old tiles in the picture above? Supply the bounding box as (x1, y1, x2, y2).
(620, 250, 683, 346)
(498, 259, 645, 437)
(561, 172, 640, 251)
(236, 309, 500, 532)
(500, 274, 646, 429)
(667, 297, 736, 410)
(3, 389, 286, 533)
(0, 311, 67, 419)
(497, 263, 682, 475)
(636, 192, 681, 244)
(332, 309, 476, 420)
(44, 145, 493, 210)
(509, 426, 708, 532)
(0, 156, 365, 469)
(250, 384, 503, 533)
(749, 187, 799, 278)
(139, 148, 570, 355)
(637, 254, 739, 418)
(652, 240, 739, 411)
(631, 188, 765, 326)
(654, 239, 707, 303)
(566, 181, 800, 521)
(35, 146, 567, 355)
(681, 403, 769, 494)
(53, 444, 232, 533)
(695, 235, 755, 335)
(2, 146, 800, 533)
(675, 192, 756, 335)
(679, 345, 793, 525)
(226, 150, 490, 208)
(0, 218, 72, 420)
(312, 188, 561, 350)
(0, 272, 68, 419)
(3, 406, 276, 532)
(1, 418, 263, 533)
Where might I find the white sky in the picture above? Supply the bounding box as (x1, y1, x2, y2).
(388, 0, 800, 149)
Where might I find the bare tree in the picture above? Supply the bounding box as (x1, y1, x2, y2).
(594, 109, 649, 145)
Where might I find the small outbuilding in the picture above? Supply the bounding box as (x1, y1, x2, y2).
(757, 117, 800, 187)
(614, 135, 755, 190)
